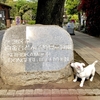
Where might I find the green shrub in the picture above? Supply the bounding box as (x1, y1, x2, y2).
(0, 22, 6, 30)
(28, 20, 35, 25)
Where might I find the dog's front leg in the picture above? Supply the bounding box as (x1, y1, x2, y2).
(73, 75, 78, 82)
(80, 77, 85, 87)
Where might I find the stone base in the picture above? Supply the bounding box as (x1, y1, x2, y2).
(1, 65, 73, 86)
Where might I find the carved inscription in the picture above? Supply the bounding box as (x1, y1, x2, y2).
(4, 39, 72, 63)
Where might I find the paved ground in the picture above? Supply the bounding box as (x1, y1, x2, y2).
(0, 30, 4, 51)
(0, 30, 100, 99)
(0, 96, 100, 100)
(72, 31, 100, 75)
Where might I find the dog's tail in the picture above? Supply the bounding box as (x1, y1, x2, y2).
(92, 60, 98, 66)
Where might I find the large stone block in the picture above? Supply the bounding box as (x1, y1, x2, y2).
(1, 25, 73, 86)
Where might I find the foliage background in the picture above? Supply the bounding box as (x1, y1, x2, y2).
(2, 0, 38, 24)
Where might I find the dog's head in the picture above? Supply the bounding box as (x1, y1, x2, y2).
(71, 62, 85, 73)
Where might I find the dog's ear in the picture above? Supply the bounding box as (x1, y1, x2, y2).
(81, 63, 85, 67)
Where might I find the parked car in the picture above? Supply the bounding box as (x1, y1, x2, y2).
(66, 21, 75, 35)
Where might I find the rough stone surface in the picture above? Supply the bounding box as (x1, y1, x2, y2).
(1, 25, 73, 86)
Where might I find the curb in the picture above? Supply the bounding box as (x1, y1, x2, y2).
(0, 89, 100, 97)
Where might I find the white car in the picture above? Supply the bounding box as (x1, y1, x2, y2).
(66, 22, 75, 35)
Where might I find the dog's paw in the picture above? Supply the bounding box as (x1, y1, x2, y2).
(90, 77, 94, 81)
(73, 79, 77, 82)
(90, 78, 93, 81)
(80, 84, 83, 87)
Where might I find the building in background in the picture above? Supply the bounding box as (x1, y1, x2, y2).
(0, 3, 12, 27)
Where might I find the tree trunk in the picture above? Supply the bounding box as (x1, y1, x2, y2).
(78, 12, 81, 30)
(36, 0, 65, 26)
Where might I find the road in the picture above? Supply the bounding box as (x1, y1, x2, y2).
(0, 30, 5, 67)
(0, 30, 5, 51)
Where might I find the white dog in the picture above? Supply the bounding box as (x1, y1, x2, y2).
(71, 60, 98, 87)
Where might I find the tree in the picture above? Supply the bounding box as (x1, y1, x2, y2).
(78, 0, 100, 37)
(6, 0, 37, 21)
(65, 0, 80, 25)
(5, 0, 27, 17)
(5, 1, 18, 17)
(19, 2, 37, 19)
(65, 0, 79, 15)
(29, 0, 38, 2)
(0, 0, 6, 3)
(36, 0, 65, 26)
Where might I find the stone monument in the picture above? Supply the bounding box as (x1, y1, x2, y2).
(1, 25, 73, 86)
